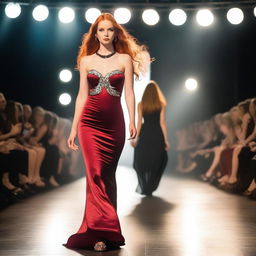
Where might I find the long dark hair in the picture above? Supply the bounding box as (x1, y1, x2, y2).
(4, 101, 19, 133)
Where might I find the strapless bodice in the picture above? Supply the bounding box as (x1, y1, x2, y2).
(87, 69, 125, 97)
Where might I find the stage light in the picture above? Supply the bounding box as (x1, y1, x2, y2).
(59, 69, 72, 83)
(185, 78, 198, 91)
(142, 9, 160, 26)
(227, 8, 244, 25)
(59, 93, 71, 105)
(196, 9, 214, 27)
(254, 6, 256, 17)
(32, 5, 49, 22)
(5, 3, 21, 19)
(114, 8, 131, 24)
(58, 7, 75, 23)
(85, 8, 101, 24)
(169, 9, 187, 26)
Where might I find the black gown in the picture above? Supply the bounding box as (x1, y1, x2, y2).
(133, 109, 168, 195)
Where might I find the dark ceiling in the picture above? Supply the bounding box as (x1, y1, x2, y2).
(1, 0, 256, 8)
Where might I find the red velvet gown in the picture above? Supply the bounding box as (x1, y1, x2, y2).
(63, 69, 126, 250)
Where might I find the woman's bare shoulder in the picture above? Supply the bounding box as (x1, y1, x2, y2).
(118, 53, 132, 62)
(80, 55, 94, 64)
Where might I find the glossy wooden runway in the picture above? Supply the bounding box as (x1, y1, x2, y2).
(1, 166, 256, 256)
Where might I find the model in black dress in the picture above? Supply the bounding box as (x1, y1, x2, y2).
(131, 80, 170, 196)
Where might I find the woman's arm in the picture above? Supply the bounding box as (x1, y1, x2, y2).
(130, 102, 142, 147)
(160, 105, 170, 150)
(243, 126, 256, 145)
(0, 123, 22, 141)
(240, 113, 250, 140)
(30, 124, 47, 143)
(135, 103, 143, 138)
(123, 54, 136, 139)
(67, 57, 89, 151)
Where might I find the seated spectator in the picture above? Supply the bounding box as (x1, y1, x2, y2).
(30, 108, 60, 187)
(175, 97, 256, 200)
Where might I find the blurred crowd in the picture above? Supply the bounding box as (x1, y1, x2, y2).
(175, 97, 256, 199)
(0, 93, 83, 209)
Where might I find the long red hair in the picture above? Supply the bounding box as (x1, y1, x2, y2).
(76, 13, 151, 79)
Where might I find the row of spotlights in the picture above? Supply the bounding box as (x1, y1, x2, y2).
(5, 3, 256, 26)
(58, 68, 198, 92)
(58, 77, 198, 106)
(58, 68, 197, 106)
(58, 78, 198, 106)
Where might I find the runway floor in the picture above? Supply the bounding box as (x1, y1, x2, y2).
(1, 166, 256, 256)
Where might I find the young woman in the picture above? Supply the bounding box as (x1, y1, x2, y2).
(131, 80, 169, 196)
(63, 13, 148, 251)
(200, 112, 238, 183)
(30, 108, 60, 187)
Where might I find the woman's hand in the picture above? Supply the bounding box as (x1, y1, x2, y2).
(165, 140, 171, 151)
(67, 129, 79, 151)
(130, 137, 138, 147)
(128, 123, 137, 140)
(10, 123, 22, 136)
(249, 141, 256, 152)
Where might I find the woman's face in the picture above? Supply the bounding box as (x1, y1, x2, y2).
(35, 110, 44, 125)
(237, 107, 244, 118)
(249, 101, 256, 119)
(14, 104, 20, 120)
(230, 109, 240, 122)
(0, 95, 6, 111)
(16, 104, 24, 119)
(96, 20, 115, 46)
(24, 105, 32, 120)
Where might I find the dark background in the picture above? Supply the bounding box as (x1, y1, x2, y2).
(0, 2, 255, 134)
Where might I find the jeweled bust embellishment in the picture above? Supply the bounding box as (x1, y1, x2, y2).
(88, 70, 123, 97)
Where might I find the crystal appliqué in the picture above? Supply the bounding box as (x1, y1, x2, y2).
(88, 69, 124, 97)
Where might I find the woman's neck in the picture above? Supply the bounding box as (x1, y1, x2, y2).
(97, 44, 115, 55)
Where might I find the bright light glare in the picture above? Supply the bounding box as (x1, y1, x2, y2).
(169, 9, 187, 26)
(196, 9, 214, 27)
(185, 78, 198, 91)
(85, 8, 101, 24)
(32, 5, 49, 21)
(5, 3, 21, 18)
(227, 8, 244, 25)
(59, 93, 71, 105)
(142, 9, 160, 26)
(114, 8, 131, 24)
(58, 7, 75, 23)
(59, 69, 72, 83)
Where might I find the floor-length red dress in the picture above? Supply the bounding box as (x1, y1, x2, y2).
(63, 69, 126, 249)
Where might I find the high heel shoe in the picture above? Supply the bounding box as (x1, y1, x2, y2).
(221, 182, 239, 193)
(242, 189, 253, 196)
(200, 174, 211, 182)
(19, 183, 37, 196)
(0, 184, 19, 203)
(94, 241, 107, 252)
(9, 187, 26, 200)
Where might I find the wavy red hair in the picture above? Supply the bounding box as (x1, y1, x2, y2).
(76, 13, 151, 79)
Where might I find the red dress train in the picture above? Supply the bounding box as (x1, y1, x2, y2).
(63, 69, 126, 249)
